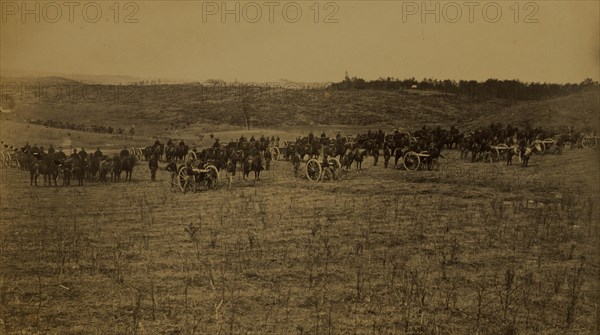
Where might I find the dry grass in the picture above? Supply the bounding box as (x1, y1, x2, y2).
(1, 147, 598, 334)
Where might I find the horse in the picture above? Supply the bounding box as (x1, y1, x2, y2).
(506, 145, 520, 166)
(71, 158, 86, 186)
(60, 161, 72, 186)
(176, 145, 189, 161)
(112, 156, 121, 182)
(86, 156, 100, 181)
(242, 154, 263, 181)
(353, 148, 368, 171)
(155, 143, 165, 161)
(119, 156, 136, 181)
(165, 145, 176, 162)
(143, 146, 155, 161)
(98, 159, 113, 182)
(459, 137, 471, 160)
(341, 148, 354, 170)
(23, 154, 40, 186)
(423, 145, 443, 171)
(39, 154, 59, 186)
(470, 141, 482, 163)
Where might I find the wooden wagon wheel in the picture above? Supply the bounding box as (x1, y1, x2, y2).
(4, 152, 12, 168)
(135, 148, 143, 160)
(490, 146, 501, 163)
(271, 147, 280, 161)
(305, 158, 322, 181)
(203, 164, 220, 190)
(495, 144, 509, 161)
(543, 138, 557, 154)
(403, 151, 420, 171)
(186, 151, 198, 162)
(581, 135, 596, 149)
(177, 165, 195, 193)
(328, 157, 341, 170)
(55, 167, 64, 184)
(531, 140, 546, 155)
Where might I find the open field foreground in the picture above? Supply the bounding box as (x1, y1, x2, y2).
(1, 148, 598, 335)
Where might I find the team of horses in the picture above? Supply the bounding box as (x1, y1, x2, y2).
(3, 123, 593, 186)
(12, 148, 137, 186)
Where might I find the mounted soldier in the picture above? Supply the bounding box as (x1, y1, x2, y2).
(120, 147, 130, 158)
(79, 148, 88, 160)
(94, 147, 103, 158)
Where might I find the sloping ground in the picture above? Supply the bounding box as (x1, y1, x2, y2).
(2, 77, 598, 137)
(470, 89, 600, 132)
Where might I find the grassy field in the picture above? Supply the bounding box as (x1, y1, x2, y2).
(1, 82, 599, 334)
(1, 146, 598, 334)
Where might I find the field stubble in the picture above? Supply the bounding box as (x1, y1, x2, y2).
(0, 149, 598, 334)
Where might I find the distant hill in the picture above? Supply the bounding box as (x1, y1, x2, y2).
(2, 80, 598, 135)
(1, 70, 156, 85)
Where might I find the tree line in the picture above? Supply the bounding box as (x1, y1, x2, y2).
(330, 73, 598, 102)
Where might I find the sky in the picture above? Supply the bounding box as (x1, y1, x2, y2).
(1, 0, 598, 83)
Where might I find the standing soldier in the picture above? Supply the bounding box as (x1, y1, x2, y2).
(226, 157, 236, 188)
(291, 151, 301, 177)
(383, 144, 391, 168)
(264, 149, 272, 171)
(148, 154, 159, 182)
(165, 159, 178, 186)
(94, 147, 103, 158)
(372, 146, 380, 166)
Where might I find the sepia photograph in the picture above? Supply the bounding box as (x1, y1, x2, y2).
(0, 1, 599, 334)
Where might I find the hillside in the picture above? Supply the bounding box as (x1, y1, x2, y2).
(1, 79, 598, 139)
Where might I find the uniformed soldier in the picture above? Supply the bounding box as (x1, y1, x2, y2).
(322, 154, 333, 181)
(79, 148, 88, 160)
(264, 150, 272, 171)
(165, 159, 178, 185)
(226, 158, 236, 188)
(148, 154, 159, 181)
(94, 147, 103, 158)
